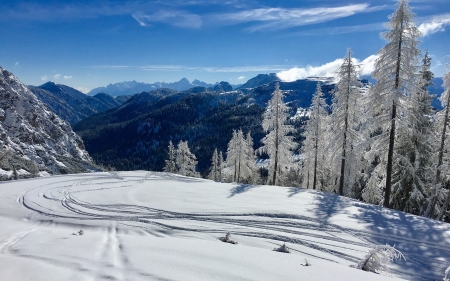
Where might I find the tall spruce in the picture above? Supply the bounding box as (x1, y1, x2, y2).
(329, 48, 362, 196)
(175, 141, 199, 177)
(224, 129, 255, 183)
(391, 51, 435, 214)
(208, 149, 221, 181)
(432, 70, 450, 220)
(260, 83, 296, 186)
(301, 83, 328, 190)
(163, 141, 176, 173)
(369, 0, 421, 208)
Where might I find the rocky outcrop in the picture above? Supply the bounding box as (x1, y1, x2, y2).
(0, 67, 98, 179)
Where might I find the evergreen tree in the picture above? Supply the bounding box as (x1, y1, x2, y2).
(301, 83, 328, 190)
(175, 141, 199, 177)
(208, 149, 221, 181)
(163, 141, 176, 173)
(391, 51, 435, 214)
(224, 129, 255, 183)
(431, 70, 450, 220)
(329, 48, 363, 196)
(366, 0, 421, 208)
(218, 151, 224, 183)
(260, 83, 296, 186)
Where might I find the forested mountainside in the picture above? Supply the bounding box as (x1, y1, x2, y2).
(74, 80, 334, 175)
(29, 82, 130, 125)
(0, 67, 99, 179)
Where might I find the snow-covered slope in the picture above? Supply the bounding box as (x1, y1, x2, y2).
(0, 67, 97, 178)
(1, 171, 448, 281)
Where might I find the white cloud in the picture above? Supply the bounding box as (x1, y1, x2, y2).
(75, 87, 90, 94)
(277, 59, 343, 82)
(14, 62, 19, 67)
(418, 14, 450, 36)
(41, 75, 48, 81)
(238, 76, 246, 80)
(277, 55, 378, 82)
(132, 10, 202, 29)
(359, 55, 378, 76)
(53, 74, 61, 80)
(63, 75, 72, 80)
(217, 4, 371, 32)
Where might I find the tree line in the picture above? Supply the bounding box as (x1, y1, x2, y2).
(163, 0, 450, 222)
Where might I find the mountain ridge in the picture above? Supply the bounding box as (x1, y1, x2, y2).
(0, 67, 98, 179)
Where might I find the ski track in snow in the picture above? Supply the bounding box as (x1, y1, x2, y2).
(9, 171, 449, 281)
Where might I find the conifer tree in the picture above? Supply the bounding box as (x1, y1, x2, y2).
(367, 0, 421, 208)
(260, 83, 296, 186)
(224, 129, 255, 183)
(175, 141, 199, 177)
(431, 70, 450, 220)
(163, 141, 176, 173)
(391, 51, 435, 214)
(302, 83, 328, 190)
(329, 48, 362, 196)
(208, 149, 221, 181)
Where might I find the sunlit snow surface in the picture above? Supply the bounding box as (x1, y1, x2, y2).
(0, 171, 449, 281)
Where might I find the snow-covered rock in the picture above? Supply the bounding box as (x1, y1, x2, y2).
(0, 67, 97, 177)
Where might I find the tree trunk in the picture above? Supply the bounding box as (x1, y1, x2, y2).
(313, 135, 318, 190)
(384, 18, 403, 208)
(384, 101, 397, 208)
(339, 57, 352, 196)
(272, 96, 280, 185)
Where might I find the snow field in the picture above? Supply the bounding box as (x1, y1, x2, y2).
(0, 171, 449, 280)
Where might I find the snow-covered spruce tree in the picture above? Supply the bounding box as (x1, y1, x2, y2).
(163, 140, 176, 173)
(433, 70, 450, 221)
(329, 48, 363, 196)
(366, 0, 421, 208)
(175, 140, 199, 177)
(301, 82, 329, 190)
(224, 129, 255, 183)
(208, 149, 221, 181)
(356, 244, 405, 273)
(218, 151, 224, 183)
(390, 51, 436, 214)
(260, 83, 296, 186)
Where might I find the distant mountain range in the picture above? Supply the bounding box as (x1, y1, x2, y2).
(29, 82, 131, 125)
(87, 78, 242, 97)
(73, 78, 336, 175)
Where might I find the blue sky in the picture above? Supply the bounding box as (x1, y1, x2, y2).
(1, 0, 449, 93)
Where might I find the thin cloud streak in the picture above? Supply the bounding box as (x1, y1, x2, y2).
(215, 4, 376, 32)
(132, 11, 203, 29)
(418, 14, 450, 36)
(281, 22, 384, 37)
(87, 64, 290, 73)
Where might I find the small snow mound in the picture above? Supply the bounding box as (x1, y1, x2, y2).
(302, 258, 311, 266)
(273, 243, 290, 253)
(219, 232, 238, 244)
(72, 229, 84, 236)
(356, 244, 404, 273)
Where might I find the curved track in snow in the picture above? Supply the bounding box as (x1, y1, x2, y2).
(14, 171, 450, 281)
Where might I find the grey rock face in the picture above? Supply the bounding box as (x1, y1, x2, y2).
(0, 67, 97, 178)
